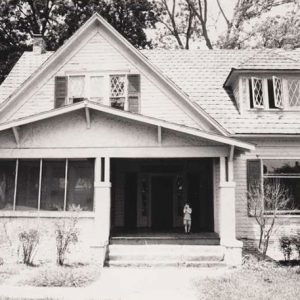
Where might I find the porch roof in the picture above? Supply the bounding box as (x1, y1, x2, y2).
(0, 100, 255, 151)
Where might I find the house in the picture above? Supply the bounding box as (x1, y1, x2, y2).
(0, 13, 299, 266)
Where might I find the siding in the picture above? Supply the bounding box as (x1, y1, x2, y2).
(235, 138, 300, 258)
(9, 33, 199, 128)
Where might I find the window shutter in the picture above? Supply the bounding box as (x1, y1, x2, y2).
(54, 76, 67, 108)
(128, 74, 140, 113)
(251, 77, 264, 108)
(272, 76, 283, 108)
(247, 159, 262, 190)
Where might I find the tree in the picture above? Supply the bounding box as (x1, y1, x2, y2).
(0, 0, 157, 84)
(153, 0, 200, 49)
(247, 180, 292, 258)
(216, 0, 298, 49)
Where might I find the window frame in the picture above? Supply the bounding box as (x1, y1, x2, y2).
(0, 158, 95, 214)
(246, 75, 300, 111)
(65, 71, 131, 110)
(260, 158, 300, 215)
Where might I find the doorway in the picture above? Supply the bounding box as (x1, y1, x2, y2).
(151, 176, 173, 231)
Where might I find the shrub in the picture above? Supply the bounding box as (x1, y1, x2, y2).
(279, 236, 293, 261)
(18, 229, 40, 266)
(55, 205, 81, 266)
(291, 235, 300, 260)
(21, 264, 101, 287)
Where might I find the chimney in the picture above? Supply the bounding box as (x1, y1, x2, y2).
(32, 34, 46, 54)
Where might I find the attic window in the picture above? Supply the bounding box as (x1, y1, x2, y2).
(248, 76, 283, 110)
(69, 76, 85, 103)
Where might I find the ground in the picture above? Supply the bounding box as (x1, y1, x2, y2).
(0, 256, 299, 299)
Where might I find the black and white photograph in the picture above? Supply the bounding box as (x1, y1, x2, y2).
(0, 0, 299, 299)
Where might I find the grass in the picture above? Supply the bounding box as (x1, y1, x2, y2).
(0, 263, 25, 285)
(20, 263, 101, 287)
(194, 255, 300, 300)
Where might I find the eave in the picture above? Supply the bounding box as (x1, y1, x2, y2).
(0, 101, 255, 151)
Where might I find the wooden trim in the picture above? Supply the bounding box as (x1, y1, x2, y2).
(157, 126, 162, 145)
(13, 159, 19, 210)
(0, 101, 254, 150)
(85, 106, 91, 129)
(12, 127, 20, 147)
(37, 159, 43, 210)
(64, 159, 68, 211)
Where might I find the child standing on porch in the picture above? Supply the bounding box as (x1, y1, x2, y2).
(183, 203, 192, 233)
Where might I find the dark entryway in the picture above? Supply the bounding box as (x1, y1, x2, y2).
(151, 176, 173, 230)
(124, 173, 137, 229)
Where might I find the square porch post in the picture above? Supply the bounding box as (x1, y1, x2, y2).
(219, 156, 243, 265)
(93, 156, 111, 264)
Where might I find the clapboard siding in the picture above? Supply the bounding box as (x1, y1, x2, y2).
(10, 33, 198, 128)
(235, 138, 300, 256)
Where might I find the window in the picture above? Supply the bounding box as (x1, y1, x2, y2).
(0, 159, 94, 212)
(54, 74, 140, 112)
(0, 160, 16, 210)
(247, 159, 300, 213)
(40, 160, 66, 211)
(67, 160, 94, 211)
(247, 76, 300, 110)
(69, 75, 85, 103)
(16, 160, 40, 211)
(110, 75, 126, 110)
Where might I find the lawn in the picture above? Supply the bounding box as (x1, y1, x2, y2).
(194, 257, 300, 300)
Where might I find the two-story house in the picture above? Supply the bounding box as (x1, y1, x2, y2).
(0, 14, 299, 266)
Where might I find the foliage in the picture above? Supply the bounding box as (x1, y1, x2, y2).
(21, 263, 101, 287)
(153, 0, 200, 49)
(0, 0, 157, 83)
(291, 235, 300, 259)
(247, 181, 292, 258)
(55, 205, 81, 266)
(18, 229, 40, 266)
(279, 236, 293, 261)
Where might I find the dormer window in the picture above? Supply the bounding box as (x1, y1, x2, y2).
(54, 73, 140, 113)
(247, 76, 300, 110)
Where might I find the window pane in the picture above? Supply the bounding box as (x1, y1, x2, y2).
(110, 75, 125, 110)
(267, 79, 276, 109)
(288, 79, 300, 107)
(67, 159, 94, 211)
(90, 76, 104, 102)
(69, 76, 85, 99)
(40, 160, 65, 211)
(248, 79, 254, 108)
(264, 178, 300, 210)
(263, 159, 300, 176)
(0, 160, 16, 210)
(16, 160, 40, 211)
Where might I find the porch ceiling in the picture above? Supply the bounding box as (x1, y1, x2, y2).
(0, 100, 255, 151)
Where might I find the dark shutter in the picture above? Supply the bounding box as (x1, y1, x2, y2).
(128, 74, 140, 113)
(54, 76, 67, 108)
(247, 159, 261, 190)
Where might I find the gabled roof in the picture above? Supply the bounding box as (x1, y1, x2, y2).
(0, 13, 228, 136)
(0, 100, 255, 150)
(1, 30, 300, 134)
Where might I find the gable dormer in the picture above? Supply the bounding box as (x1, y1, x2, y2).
(224, 50, 300, 114)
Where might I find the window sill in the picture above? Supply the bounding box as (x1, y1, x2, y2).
(0, 211, 95, 218)
(249, 210, 300, 218)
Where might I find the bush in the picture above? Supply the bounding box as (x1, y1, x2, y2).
(291, 235, 300, 260)
(22, 264, 101, 287)
(18, 229, 40, 266)
(55, 206, 81, 266)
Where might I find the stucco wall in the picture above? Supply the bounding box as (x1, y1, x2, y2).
(235, 138, 300, 259)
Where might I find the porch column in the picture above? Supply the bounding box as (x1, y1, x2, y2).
(219, 156, 243, 265)
(93, 157, 111, 262)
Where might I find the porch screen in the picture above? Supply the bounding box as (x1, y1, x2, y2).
(66, 159, 94, 211)
(0, 160, 16, 210)
(40, 160, 65, 211)
(16, 160, 39, 210)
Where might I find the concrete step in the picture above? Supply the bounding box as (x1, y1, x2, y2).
(107, 245, 225, 267)
(106, 260, 227, 268)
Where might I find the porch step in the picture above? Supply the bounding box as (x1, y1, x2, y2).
(106, 245, 226, 267)
(110, 235, 220, 245)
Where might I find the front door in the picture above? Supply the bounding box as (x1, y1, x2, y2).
(151, 176, 173, 231)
